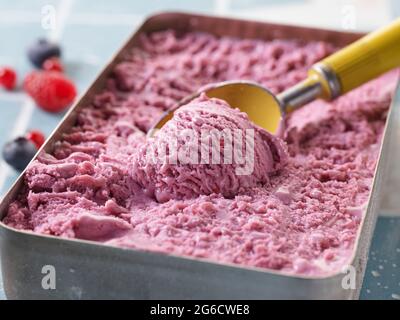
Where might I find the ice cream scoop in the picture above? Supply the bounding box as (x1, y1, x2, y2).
(150, 18, 400, 135)
(132, 94, 287, 202)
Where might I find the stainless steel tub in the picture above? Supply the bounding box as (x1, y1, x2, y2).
(0, 11, 397, 299)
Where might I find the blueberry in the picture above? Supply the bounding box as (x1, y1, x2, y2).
(2, 137, 38, 171)
(27, 38, 61, 68)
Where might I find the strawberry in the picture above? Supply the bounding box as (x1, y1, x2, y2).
(23, 71, 76, 112)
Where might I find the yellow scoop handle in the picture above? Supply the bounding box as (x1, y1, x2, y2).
(312, 18, 400, 99)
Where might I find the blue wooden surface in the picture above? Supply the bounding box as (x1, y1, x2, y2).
(0, 0, 399, 300)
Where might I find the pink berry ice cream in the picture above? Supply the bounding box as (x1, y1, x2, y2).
(131, 94, 287, 202)
(4, 30, 398, 276)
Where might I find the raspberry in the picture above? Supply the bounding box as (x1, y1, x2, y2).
(0, 67, 17, 90)
(23, 71, 77, 113)
(26, 130, 46, 149)
(42, 57, 64, 72)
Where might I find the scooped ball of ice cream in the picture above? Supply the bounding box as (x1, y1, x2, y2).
(131, 94, 287, 202)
